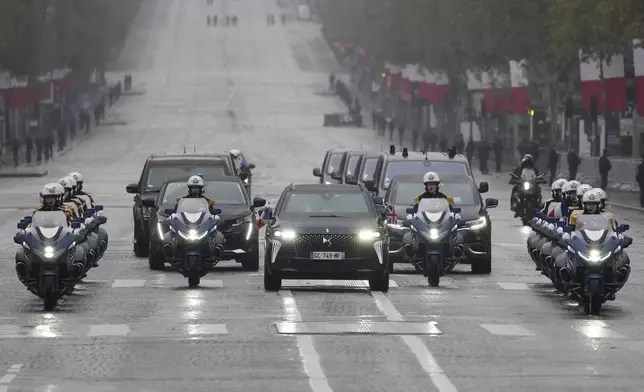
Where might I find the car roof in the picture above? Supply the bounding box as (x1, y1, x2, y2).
(147, 153, 229, 163)
(391, 174, 476, 184)
(161, 176, 244, 185)
(285, 183, 367, 193)
(384, 151, 468, 163)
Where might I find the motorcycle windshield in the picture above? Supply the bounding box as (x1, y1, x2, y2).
(577, 215, 612, 242)
(521, 168, 537, 181)
(416, 199, 450, 225)
(174, 199, 213, 233)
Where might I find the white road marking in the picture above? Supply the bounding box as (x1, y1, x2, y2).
(198, 279, 224, 288)
(0, 364, 23, 392)
(186, 324, 228, 335)
(575, 322, 625, 339)
(281, 279, 398, 288)
(371, 292, 457, 392)
(111, 279, 147, 288)
(496, 282, 530, 290)
(87, 324, 131, 337)
(481, 324, 534, 336)
(279, 290, 333, 392)
(0, 375, 15, 383)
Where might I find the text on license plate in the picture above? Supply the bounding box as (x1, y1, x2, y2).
(310, 251, 345, 260)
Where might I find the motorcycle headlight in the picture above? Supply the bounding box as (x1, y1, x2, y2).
(578, 249, 612, 263)
(429, 228, 439, 240)
(274, 229, 296, 240)
(44, 246, 55, 259)
(463, 216, 487, 231)
(523, 182, 530, 190)
(358, 230, 380, 241)
(178, 229, 208, 241)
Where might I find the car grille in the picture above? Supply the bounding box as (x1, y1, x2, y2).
(292, 234, 371, 258)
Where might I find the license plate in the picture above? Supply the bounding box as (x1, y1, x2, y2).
(310, 251, 345, 260)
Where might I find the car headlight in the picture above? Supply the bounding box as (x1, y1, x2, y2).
(358, 230, 380, 241)
(178, 229, 208, 241)
(579, 249, 611, 263)
(44, 246, 55, 259)
(523, 182, 530, 190)
(429, 228, 439, 240)
(463, 216, 487, 231)
(274, 229, 296, 240)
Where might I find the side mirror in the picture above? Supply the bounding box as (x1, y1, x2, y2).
(213, 208, 222, 215)
(345, 174, 357, 185)
(17, 222, 27, 230)
(402, 220, 412, 227)
(478, 181, 489, 193)
(485, 198, 498, 208)
(247, 163, 256, 169)
(452, 207, 462, 214)
(364, 180, 376, 191)
(164, 208, 175, 215)
(312, 168, 322, 177)
(622, 237, 633, 248)
(330, 171, 342, 180)
(126, 183, 139, 194)
(13, 234, 23, 244)
(405, 207, 414, 214)
(94, 205, 104, 211)
(253, 197, 267, 208)
(372, 197, 384, 205)
(142, 198, 156, 208)
(71, 221, 81, 229)
(97, 216, 107, 224)
(617, 224, 630, 233)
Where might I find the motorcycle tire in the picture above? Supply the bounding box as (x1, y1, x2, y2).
(43, 275, 57, 311)
(584, 280, 603, 315)
(188, 275, 200, 288)
(427, 255, 440, 287)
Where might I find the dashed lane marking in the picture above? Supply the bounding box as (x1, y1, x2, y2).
(111, 279, 147, 288)
(0, 364, 23, 392)
(371, 292, 457, 392)
(481, 324, 534, 337)
(496, 282, 530, 290)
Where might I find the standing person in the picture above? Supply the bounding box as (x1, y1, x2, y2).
(11, 137, 20, 167)
(455, 133, 465, 154)
(25, 135, 33, 164)
(478, 140, 490, 174)
(599, 149, 612, 190)
(493, 136, 503, 172)
(548, 147, 559, 185)
(637, 157, 644, 207)
(466, 138, 475, 165)
(45, 133, 54, 160)
(35, 137, 43, 164)
(567, 149, 580, 180)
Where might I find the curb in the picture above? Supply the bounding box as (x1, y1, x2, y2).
(0, 170, 48, 178)
(606, 201, 644, 212)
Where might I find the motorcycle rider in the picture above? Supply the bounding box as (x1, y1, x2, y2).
(70, 172, 95, 208)
(65, 176, 87, 214)
(510, 154, 540, 217)
(542, 178, 567, 218)
(594, 188, 608, 212)
(560, 180, 581, 220)
(175, 175, 217, 213)
(33, 183, 75, 224)
(412, 172, 454, 213)
(58, 178, 82, 219)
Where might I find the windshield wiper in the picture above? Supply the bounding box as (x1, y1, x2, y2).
(308, 214, 349, 218)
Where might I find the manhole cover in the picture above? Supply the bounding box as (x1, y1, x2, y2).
(274, 321, 442, 335)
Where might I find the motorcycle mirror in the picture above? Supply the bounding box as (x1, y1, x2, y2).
(97, 216, 107, 224)
(247, 163, 256, 169)
(617, 224, 630, 233)
(95, 205, 104, 211)
(13, 234, 23, 245)
(71, 221, 81, 229)
(83, 212, 93, 218)
(17, 222, 27, 230)
(23, 216, 32, 222)
(564, 227, 573, 234)
(164, 208, 175, 215)
(212, 208, 222, 215)
(452, 207, 461, 214)
(622, 237, 633, 248)
(405, 207, 414, 214)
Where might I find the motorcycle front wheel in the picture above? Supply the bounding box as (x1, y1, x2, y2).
(426, 254, 440, 287)
(42, 275, 58, 311)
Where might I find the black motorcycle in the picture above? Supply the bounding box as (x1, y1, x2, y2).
(161, 198, 224, 287)
(510, 172, 546, 224)
(15, 212, 88, 310)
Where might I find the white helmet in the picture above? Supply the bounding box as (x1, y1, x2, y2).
(582, 189, 601, 204)
(591, 188, 607, 201)
(551, 178, 567, 191)
(69, 172, 83, 183)
(423, 171, 440, 184)
(562, 180, 580, 194)
(187, 175, 204, 187)
(59, 177, 72, 190)
(54, 183, 65, 195)
(576, 184, 593, 197)
(40, 183, 62, 198)
(229, 149, 241, 158)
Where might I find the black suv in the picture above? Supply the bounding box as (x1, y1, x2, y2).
(126, 153, 235, 257)
(143, 177, 267, 270)
(263, 183, 391, 291)
(312, 149, 348, 184)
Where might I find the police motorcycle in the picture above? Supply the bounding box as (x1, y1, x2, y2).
(76, 206, 108, 271)
(510, 170, 546, 224)
(14, 212, 90, 310)
(402, 198, 462, 287)
(160, 198, 224, 287)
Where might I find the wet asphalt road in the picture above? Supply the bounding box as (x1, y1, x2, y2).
(3, 0, 644, 391)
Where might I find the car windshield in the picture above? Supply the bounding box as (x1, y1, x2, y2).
(282, 192, 370, 214)
(390, 181, 479, 206)
(32, 211, 69, 227)
(382, 160, 470, 188)
(176, 198, 211, 214)
(324, 153, 343, 175)
(361, 157, 378, 181)
(161, 181, 247, 210)
(145, 165, 229, 191)
(345, 155, 360, 176)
